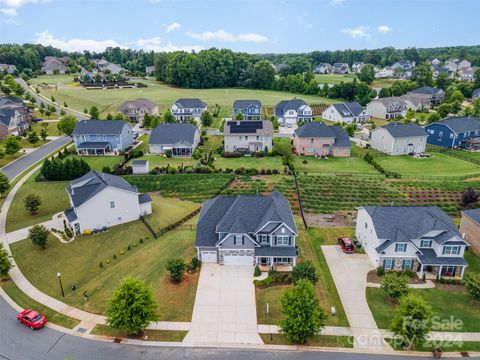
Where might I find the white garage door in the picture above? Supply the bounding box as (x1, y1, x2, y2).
(223, 255, 254, 266)
(201, 251, 217, 263)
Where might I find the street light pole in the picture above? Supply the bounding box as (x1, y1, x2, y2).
(57, 272, 65, 298)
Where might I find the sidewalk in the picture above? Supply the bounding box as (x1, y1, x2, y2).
(6, 215, 64, 244)
(366, 280, 436, 289)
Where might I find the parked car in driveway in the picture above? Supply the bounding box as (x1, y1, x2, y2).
(338, 237, 355, 253)
(17, 309, 47, 330)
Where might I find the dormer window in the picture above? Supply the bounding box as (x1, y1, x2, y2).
(442, 245, 460, 255)
(234, 235, 243, 246)
(395, 243, 407, 252)
(420, 240, 432, 248)
(261, 235, 268, 244)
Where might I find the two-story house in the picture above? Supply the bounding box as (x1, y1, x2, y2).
(233, 100, 262, 120)
(72, 120, 134, 155)
(95, 59, 124, 74)
(425, 116, 480, 149)
(407, 86, 445, 105)
(375, 66, 394, 79)
(322, 102, 370, 124)
(356, 206, 469, 279)
(195, 190, 298, 267)
(293, 122, 351, 157)
(223, 120, 273, 153)
(64, 171, 152, 235)
(366, 98, 408, 119)
(41, 56, 68, 74)
(117, 99, 158, 123)
(170, 98, 208, 122)
(314, 63, 332, 74)
(0, 97, 30, 140)
(148, 123, 200, 157)
(332, 63, 349, 74)
(351, 62, 364, 73)
(370, 122, 427, 155)
(274, 99, 312, 126)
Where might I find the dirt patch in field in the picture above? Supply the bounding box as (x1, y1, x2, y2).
(305, 212, 355, 228)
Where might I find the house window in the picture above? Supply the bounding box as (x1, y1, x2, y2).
(364, 222, 368, 229)
(442, 245, 461, 255)
(310, 138, 314, 144)
(276, 235, 290, 246)
(234, 235, 243, 246)
(383, 259, 394, 270)
(273, 257, 292, 264)
(439, 131, 443, 137)
(420, 240, 432, 248)
(261, 235, 268, 244)
(402, 259, 413, 270)
(449, 133, 453, 139)
(109, 201, 115, 209)
(96, 135, 101, 140)
(395, 243, 407, 252)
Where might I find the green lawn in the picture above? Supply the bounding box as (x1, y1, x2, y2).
(72, 155, 123, 171)
(91, 324, 187, 342)
(387, 338, 480, 352)
(366, 287, 480, 332)
(10, 220, 199, 321)
(0, 152, 23, 167)
(315, 74, 356, 85)
(130, 155, 197, 170)
(375, 153, 480, 178)
(294, 156, 378, 175)
(465, 250, 480, 274)
(0, 280, 80, 329)
(214, 156, 284, 171)
(30, 121, 62, 137)
(260, 333, 354, 348)
(256, 285, 288, 324)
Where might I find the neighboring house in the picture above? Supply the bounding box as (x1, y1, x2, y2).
(332, 63, 349, 74)
(41, 56, 68, 74)
(472, 88, 480, 101)
(132, 160, 149, 175)
(117, 98, 158, 123)
(95, 59, 123, 74)
(145, 66, 155, 76)
(0, 64, 17, 74)
(64, 171, 152, 235)
(375, 67, 394, 79)
(431, 64, 452, 79)
(274, 99, 312, 126)
(293, 122, 351, 157)
(370, 122, 427, 155)
(392, 59, 415, 71)
(425, 116, 480, 149)
(356, 206, 469, 279)
(444, 58, 472, 72)
(431, 58, 441, 66)
(223, 120, 273, 153)
(195, 190, 298, 267)
(233, 100, 262, 120)
(0, 97, 30, 140)
(322, 102, 370, 124)
(170, 98, 208, 122)
(366, 98, 408, 119)
(460, 209, 480, 256)
(407, 86, 445, 105)
(72, 120, 134, 155)
(399, 94, 431, 112)
(149, 123, 200, 157)
(314, 63, 332, 74)
(351, 62, 364, 73)
(459, 67, 475, 81)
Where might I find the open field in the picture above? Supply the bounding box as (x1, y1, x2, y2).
(294, 156, 378, 175)
(315, 74, 356, 84)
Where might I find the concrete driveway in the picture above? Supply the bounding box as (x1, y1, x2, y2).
(183, 263, 263, 345)
(322, 245, 388, 351)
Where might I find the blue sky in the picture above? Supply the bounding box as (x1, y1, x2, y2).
(0, 0, 478, 53)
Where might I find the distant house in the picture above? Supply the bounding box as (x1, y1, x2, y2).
(398, 94, 431, 112)
(392, 59, 415, 71)
(233, 100, 262, 120)
(145, 66, 155, 76)
(274, 99, 312, 126)
(444, 58, 471, 72)
(0, 97, 30, 140)
(407, 86, 445, 105)
(223, 120, 273, 153)
(472, 89, 480, 101)
(149, 123, 200, 157)
(366, 98, 408, 119)
(459, 67, 475, 81)
(356, 206, 469, 279)
(195, 190, 298, 267)
(351, 62, 364, 73)
(332, 63, 349, 74)
(460, 209, 480, 256)
(0, 64, 17, 74)
(293, 122, 351, 157)
(117, 99, 158, 123)
(314, 63, 332, 74)
(72, 120, 134, 155)
(132, 160, 149, 175)
(95, 59, 123, 74)
(41, 56, 68, 75)
(431, 64, 452, 79)
(322, 102, 370, 124)
(425, 116, 480, 149)
(171, 98, 208, 122)
(375, 67, 394, 79)
(431, 58, 441, 66)
(370, 122, 427, 155)
(64, 171, 152, 235)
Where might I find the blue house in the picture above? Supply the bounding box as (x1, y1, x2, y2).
(72, 120, 134, 155)
(233, 100, 262, 120)
(425, 116, 480, 149)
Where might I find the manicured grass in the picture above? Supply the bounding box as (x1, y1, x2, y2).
(465, 250, 480, 274)
(10, 221, 199, 321)
(260, 333, 354, 348)
(0, 279, 80, 329)
(366, 287, 480, 332)
(198, 135, 223, 154)
(0, 152, 23, 167)
(256, 285, 288, 324)
(315, 74, 356, 85)
(30, 121, 62, 137)
(145, 194, 200, 232)
(375, 153, 480, 178)
(71, 155, 123, 171)
(371, 79, 395, 88)
(214, 156, 284, 171)
(387, 338, 480, 352)
(91, 324, 187, 342)
(294, 156, 378, 175)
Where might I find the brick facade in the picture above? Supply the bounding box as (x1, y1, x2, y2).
(459, 215, 480, 256)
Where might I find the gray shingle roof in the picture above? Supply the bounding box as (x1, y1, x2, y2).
(175, 98, 207, 109)
(66, 171, 138, 207)
(138, 193, 152, 204)
(255, 246, 297, 256)
(462, 209, 480, 225)
(64, 207, 77, 222)
(472, 89, 480, 98)
(330, 125, 351, 147)
(72, 120, 130, 135)
(332, 102, 365, 118)
(0, 108, 17, 127)
(417, 248, 468, 266)
(430, 116, 480, 134)
(233, 100, 261, 109)
(408, 86, 442, 95)
(377, 122, 427, 138)
(223, 120, 273, 136)
(149, 123, 198, 146)
(117, 98, 157, 111)
(132, 160, 148, 166)
(294, 122, 351, 148)
(274, 99, 308, 116)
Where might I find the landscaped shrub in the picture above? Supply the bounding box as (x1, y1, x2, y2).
(132, 149, 144, 158)
(291, 261, 319, 285)
(381, 273, 409, 300)
(463, 272, 480, 302)
(254, 265, 261, 277)
(222, 151, 243, 158)
(165, 258, 186, 283)
(377, 266, 385, 276)
(189, 257, 201, 272)
(40, 157, 90, 181)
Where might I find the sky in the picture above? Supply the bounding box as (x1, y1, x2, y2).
(0, 0, 478, 54)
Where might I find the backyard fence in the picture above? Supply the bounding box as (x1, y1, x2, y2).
(141, 207, 201, 238)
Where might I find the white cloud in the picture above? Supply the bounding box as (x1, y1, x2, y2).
(0, 7, 15, 15)
(134, 36, 202, 52)
(377, 25, 392, 33)
(186, 30, 268, 43)
(0, 0, 36, 7)
(34, 31, 126, 52)
(330, 0, 345, 7)
(165, 22, 180, 33)
(341, 26, 371, 39)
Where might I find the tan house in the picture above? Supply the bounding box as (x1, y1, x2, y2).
(117, 98, 158, 123)
(223, 120, 273, 153)
(293, 122, 351, 157)
(460, 209, 480, 256)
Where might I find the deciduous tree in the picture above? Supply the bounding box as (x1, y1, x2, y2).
(24, 193, 42, 214)
(0, 244, 12, 277)
(28, 224, 49, 249)
(57, 115, 78, 136)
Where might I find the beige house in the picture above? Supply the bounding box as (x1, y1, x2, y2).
(370, 122, 427, 155)
(366, 98, 407, 119)
(117, 99, 158, 123)
(460, 209, 480, 256)
(223, 120, 273, 153)
(293, 122, 351, 157)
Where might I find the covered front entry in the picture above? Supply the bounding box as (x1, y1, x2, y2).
(417, 262, 467, 279)
(223, 254, 254, 266)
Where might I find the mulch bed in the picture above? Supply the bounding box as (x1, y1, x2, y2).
(367, 270, 426, 284)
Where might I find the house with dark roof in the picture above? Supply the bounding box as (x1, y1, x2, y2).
(351, 62, 364, 73)
(117, 98, 158, 123)
(41, 56, 68, 75)
(170, 98, 208, 122)
(370, 122, 427, 155)
(0, 97, 30, 140)
(472, 88, 480, 101)
(356, 206, 469, 279)
(392, 59, 415, 71)
(460, 209, 480, 256)
(407, 86, 445, 105)
(313, 63, 332, 74)
(431, 64, 452, 79)
(149, 123, 200, 157)
(64, 171, 152, 235)
(95, 59, 124, 74)
(332, 63, 349, 74)
(322, 102, 370, 124)
(0, 64, 17, 74)
(425, 116, 480, 149)
(223, 120, 273, 153)
(72, 120, 134, 155)
(366, 97, 408, 119)
(293, 122, 351, 157)
(274, 99, 312, 126)
(195, 190, 298, 267)
(233, 100, 262, 120)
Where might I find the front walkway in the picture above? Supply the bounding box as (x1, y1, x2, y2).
(183, 264, 263, 345)
(5, 215, 64, 244)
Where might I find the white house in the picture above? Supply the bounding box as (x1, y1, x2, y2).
(170, 98, 208, 122)
(322, 102, 370, 124)
(274, 99, 312, 126)
(366, 98, 408, 119)
(370, 122, 427, 155)
(64, 171, 152, 235)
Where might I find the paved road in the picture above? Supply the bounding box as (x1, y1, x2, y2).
(0, 298, 435, 360)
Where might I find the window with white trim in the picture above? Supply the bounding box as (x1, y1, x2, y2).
(276, 235, 290, 246)
(420, 240, 432, 248)
(234, 235, 243, 246)
(261, 235, 268, 244)
(383, 259, 394, 269)
(402, 259, 413, 270)
(395, 243, 407, 252)
(442, 245, 461, 255)
(109, 201, 115, 209)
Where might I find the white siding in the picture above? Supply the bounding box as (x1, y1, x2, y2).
(355, 208, 380, 266)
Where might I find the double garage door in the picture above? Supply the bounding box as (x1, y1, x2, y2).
(223, 254, 254, 266)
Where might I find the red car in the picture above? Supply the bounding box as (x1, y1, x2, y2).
(338, 237, 355, 254)
(17, 309, 47, 330)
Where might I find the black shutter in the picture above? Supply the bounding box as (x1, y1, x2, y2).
(274, 237, 277, 246)
(242, 236, 245, 245)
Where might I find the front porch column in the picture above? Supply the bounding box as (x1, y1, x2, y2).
(439, 265, 443, 278)
(292, 257, 297, 266)
(460, 266, 466, 279)
(419, 264, 424, 277)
